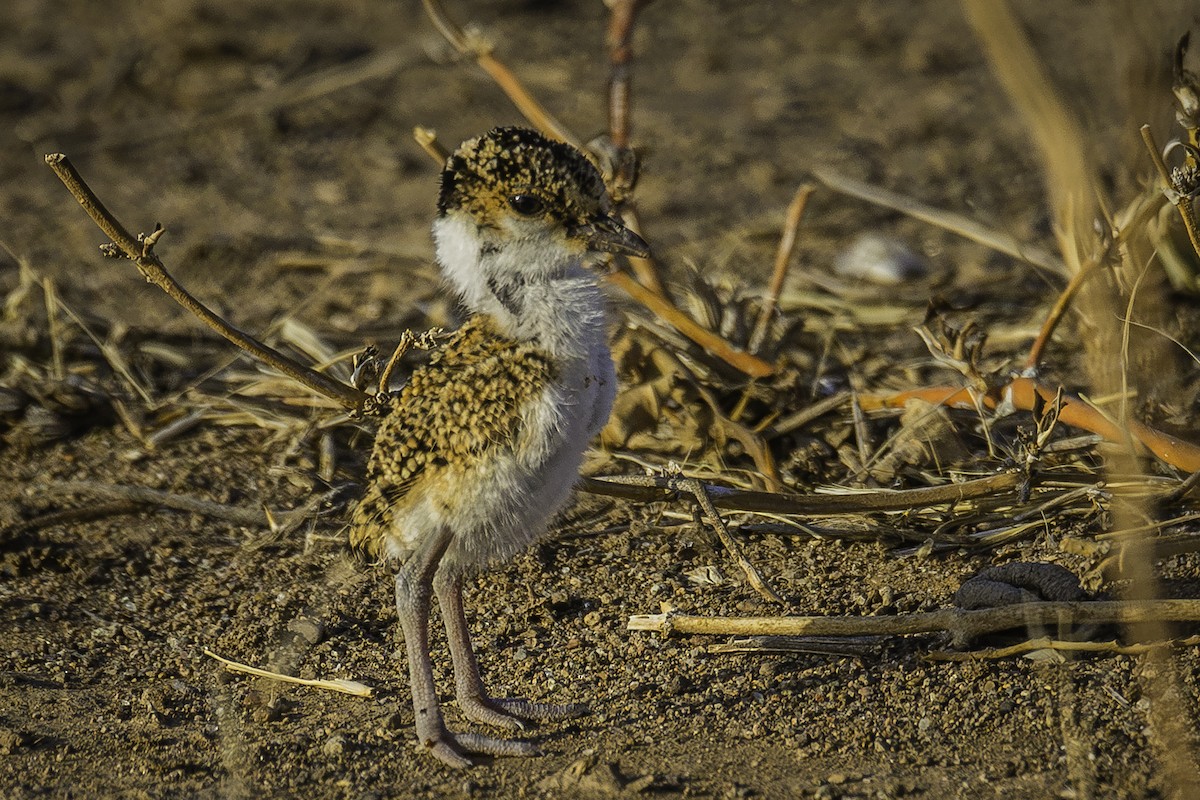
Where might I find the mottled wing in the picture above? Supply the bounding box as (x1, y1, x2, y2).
(348, 318, 555, 558)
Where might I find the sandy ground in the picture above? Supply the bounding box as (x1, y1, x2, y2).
(3, 1, 1200, 797)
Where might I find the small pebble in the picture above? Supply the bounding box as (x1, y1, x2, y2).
(322, 733, 347, 758)
(286, 618, 325, 645)
(834, 232, 928, 284)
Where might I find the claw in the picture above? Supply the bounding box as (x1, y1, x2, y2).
(421, 727, 541, 768)
(425, 739, 476, 770)
(457, 696, 528, 730)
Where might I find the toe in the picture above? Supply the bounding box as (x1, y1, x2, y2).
(423, 739, 476, 770)
(492, 698, 589, 722)
(456, 732, 541, 758)
(457, 697, 528, 731)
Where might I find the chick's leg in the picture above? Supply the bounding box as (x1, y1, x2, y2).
(434, 567, 587, 730)
(396, 527, 537, 768)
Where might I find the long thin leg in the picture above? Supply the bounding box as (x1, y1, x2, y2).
(433, 567, 587, 729)
(395, 528, 538, 768)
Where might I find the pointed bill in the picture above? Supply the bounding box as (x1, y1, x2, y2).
(573, 214, 650, 258)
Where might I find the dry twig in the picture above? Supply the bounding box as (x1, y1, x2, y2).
(582, 469, 1022, 515)
(44, 154, 369, 411)
(36, 480, 332, 536)
(749, 183, 815, 354)
(926, 635, 1200, 661)
(629, 599, 1200, 643)
(421, 0, 580, 149)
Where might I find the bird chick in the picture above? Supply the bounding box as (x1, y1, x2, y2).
(349, 127, 649, 768)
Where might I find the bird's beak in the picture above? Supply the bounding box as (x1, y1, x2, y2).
(574, 214, 651, 258)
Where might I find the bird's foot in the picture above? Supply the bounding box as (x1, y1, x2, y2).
(457, 694, 589, 731)
(420, 726, 541, 769)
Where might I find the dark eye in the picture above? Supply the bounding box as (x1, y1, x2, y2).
(508, 194, 545, 216)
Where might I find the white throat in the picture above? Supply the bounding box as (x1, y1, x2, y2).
(432, 214, 608, 361)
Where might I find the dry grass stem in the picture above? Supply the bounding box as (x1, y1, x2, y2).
(960, 0, 1095, 271)
(812, 167, 1063, 273)
(749, 183, 815, 354)
(39, 480, 321, 532)
(53, 291, 154, 405)
(1025, 255, 1106, 369)
(203, 649, 373, 697)
(764, 391, 851, 439)
(420, 0, 581, 149)
(605, 271, 774, 378)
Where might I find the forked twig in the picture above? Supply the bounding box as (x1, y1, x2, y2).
(44, 154, 369, 412)
(601, 469, 785, 605)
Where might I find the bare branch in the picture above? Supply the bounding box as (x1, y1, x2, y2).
(44, 154, 369, 411)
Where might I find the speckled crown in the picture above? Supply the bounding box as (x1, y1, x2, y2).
(436, 127, 610, 226)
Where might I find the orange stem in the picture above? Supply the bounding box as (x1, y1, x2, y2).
(605, 271, 775, 378)
(859, 377, 1200, 472)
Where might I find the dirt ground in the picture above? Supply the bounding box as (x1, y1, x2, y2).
(4, 1, 1200, 798)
